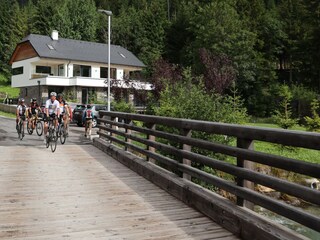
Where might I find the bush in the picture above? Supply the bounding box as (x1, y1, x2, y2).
(113, 100, 135, 113)
(154, 79, 248, 159)
(304, 99, 320, 132)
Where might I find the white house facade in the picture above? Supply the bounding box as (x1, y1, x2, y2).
(10, 30, 152, 104)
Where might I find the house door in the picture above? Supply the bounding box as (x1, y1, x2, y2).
(82, 89, 88, 104)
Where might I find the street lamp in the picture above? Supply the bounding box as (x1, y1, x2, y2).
(98, 9, 112, 111)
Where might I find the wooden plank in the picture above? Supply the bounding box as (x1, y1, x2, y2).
(0, 145, 238, 240)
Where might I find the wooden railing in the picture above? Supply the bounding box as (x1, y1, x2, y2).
(97, 111, 320, 233)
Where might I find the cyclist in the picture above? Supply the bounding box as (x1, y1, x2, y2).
(16, 98, 27, 133)
(43, 92, 60, 143)
(57, 93, 72, 136)
(83, 104, 95, 138)
(27, 98, 41, 129)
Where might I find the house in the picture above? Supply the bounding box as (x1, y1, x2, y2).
(9, 30, 152, 104)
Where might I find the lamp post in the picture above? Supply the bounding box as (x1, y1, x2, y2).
(37, 80, 40, 104)
(98, 9, 112, 111)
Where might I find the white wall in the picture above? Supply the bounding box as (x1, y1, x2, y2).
(11, 57, 40, 88)
(11, 57, 145, 88)
(117, 69, 124, 80)
(91, 64, 100, 78)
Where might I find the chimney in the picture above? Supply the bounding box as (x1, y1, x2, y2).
(51, 30, 59, 41)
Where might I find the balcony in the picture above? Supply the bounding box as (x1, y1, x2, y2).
(29, 75, 153, 90)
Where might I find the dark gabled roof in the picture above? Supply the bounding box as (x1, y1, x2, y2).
(20, 34, 145, 68)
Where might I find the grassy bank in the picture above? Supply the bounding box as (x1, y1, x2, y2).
(0, 110, 15, 118)
(242, 122, 319, 164)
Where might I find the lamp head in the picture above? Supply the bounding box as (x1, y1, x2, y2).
(98, 9, 112, 16)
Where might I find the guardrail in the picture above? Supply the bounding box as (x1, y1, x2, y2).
(0, 103, 17, 114)
(97, 111, 320, 234)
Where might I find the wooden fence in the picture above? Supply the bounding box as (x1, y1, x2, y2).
(97, 111, 320, 234)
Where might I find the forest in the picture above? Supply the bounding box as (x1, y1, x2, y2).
(1, 0, 320, 122)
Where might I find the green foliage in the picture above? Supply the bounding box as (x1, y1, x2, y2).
(0, 86, 20, 98)
(304, 99, 320, 132)
(273, 85, 297, 129)
(31, 0, 98, 41)
(113, 100, 135, 113)
(62, 88, 77, 102)
(0, 0, 25, 83)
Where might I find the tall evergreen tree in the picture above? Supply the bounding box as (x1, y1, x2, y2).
(0, 0, 26, 84)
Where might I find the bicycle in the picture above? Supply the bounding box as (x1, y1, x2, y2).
(27, 113, 44, 136)
(57, 116, 68, 144)
(17, 116, 25, 140)
(45, 116, 58, 152)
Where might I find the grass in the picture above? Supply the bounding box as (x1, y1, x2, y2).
(0, 110, 15, 118)
(0, 85, 19, 98)
(246, 122, 306, 131)
(241, 122, 320, 164)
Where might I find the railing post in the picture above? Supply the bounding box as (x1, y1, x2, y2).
(237, 138, 255, 209)
(108, 116, 116, 143)
(146, 123, 156, 163)
(125, 119, 132, 151)
(181, 128, 192, 181)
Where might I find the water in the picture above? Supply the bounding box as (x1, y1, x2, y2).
(255, 206, 320, 239)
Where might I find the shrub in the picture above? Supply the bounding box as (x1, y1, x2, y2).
(113, 100, 135, 113)
(304, 99, 320, 132)
(273, 85, 297, 129)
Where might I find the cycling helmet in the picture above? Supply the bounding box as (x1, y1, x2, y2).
(87, 104, 92, 108)
(20, 98, 25, 102)
(57, 93, 63, 98)
(32, 98, 37, 102)
(50, 92, 57, 97)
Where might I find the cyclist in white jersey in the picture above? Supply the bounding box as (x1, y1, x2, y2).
(43, 92, 60, 143)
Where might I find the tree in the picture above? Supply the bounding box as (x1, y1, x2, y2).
(0, 0, 26, 85)
(199, 48, 236, 94)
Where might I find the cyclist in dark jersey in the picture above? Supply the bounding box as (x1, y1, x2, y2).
(27, 98, 41, 129)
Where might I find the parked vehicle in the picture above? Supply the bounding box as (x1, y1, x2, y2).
(72, 104, 108, 128)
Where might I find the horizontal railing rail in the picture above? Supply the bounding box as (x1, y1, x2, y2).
(97, 111, 320, 233)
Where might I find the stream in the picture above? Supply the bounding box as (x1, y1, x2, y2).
(255, 205, 320, 239)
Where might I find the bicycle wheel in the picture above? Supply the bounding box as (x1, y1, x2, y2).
(56, 124, 61, 138)
(27, 121, 33, 135)
(50, 135, 57, 152)
(60, 125, 66, 144)
(36, 120, 43, 136)
(20, 122, 24, 140)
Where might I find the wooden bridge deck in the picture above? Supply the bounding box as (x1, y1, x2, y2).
(0, 145, 239, 240)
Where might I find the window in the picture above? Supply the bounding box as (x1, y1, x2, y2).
(58, 65, 64, 76)
(47, 44, 55, 50)
(12, 66, 23, 75)
(100, 67, 116, 79)
(36, 66, 51, 74)
(73, 65, 91, 77)
(118, 52, 126, 58)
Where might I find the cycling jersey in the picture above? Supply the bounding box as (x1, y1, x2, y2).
(17, 105, 26, 116)
(58, 100, 67, 114)
(29, 102, 39, 115)
(45, 99, 60, 115)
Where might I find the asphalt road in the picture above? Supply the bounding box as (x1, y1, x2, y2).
(0, 116, 98, 147)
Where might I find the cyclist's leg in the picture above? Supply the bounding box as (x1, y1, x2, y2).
(43, 114, 49, 143)
(16, 117, 19, 131)
(88, 119, 92, 136)
(84, 120, 88, 137)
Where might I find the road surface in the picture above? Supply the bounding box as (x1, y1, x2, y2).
(0, 116, 97, 147)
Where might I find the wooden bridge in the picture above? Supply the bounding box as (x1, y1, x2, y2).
(1, 112, 320, 239)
